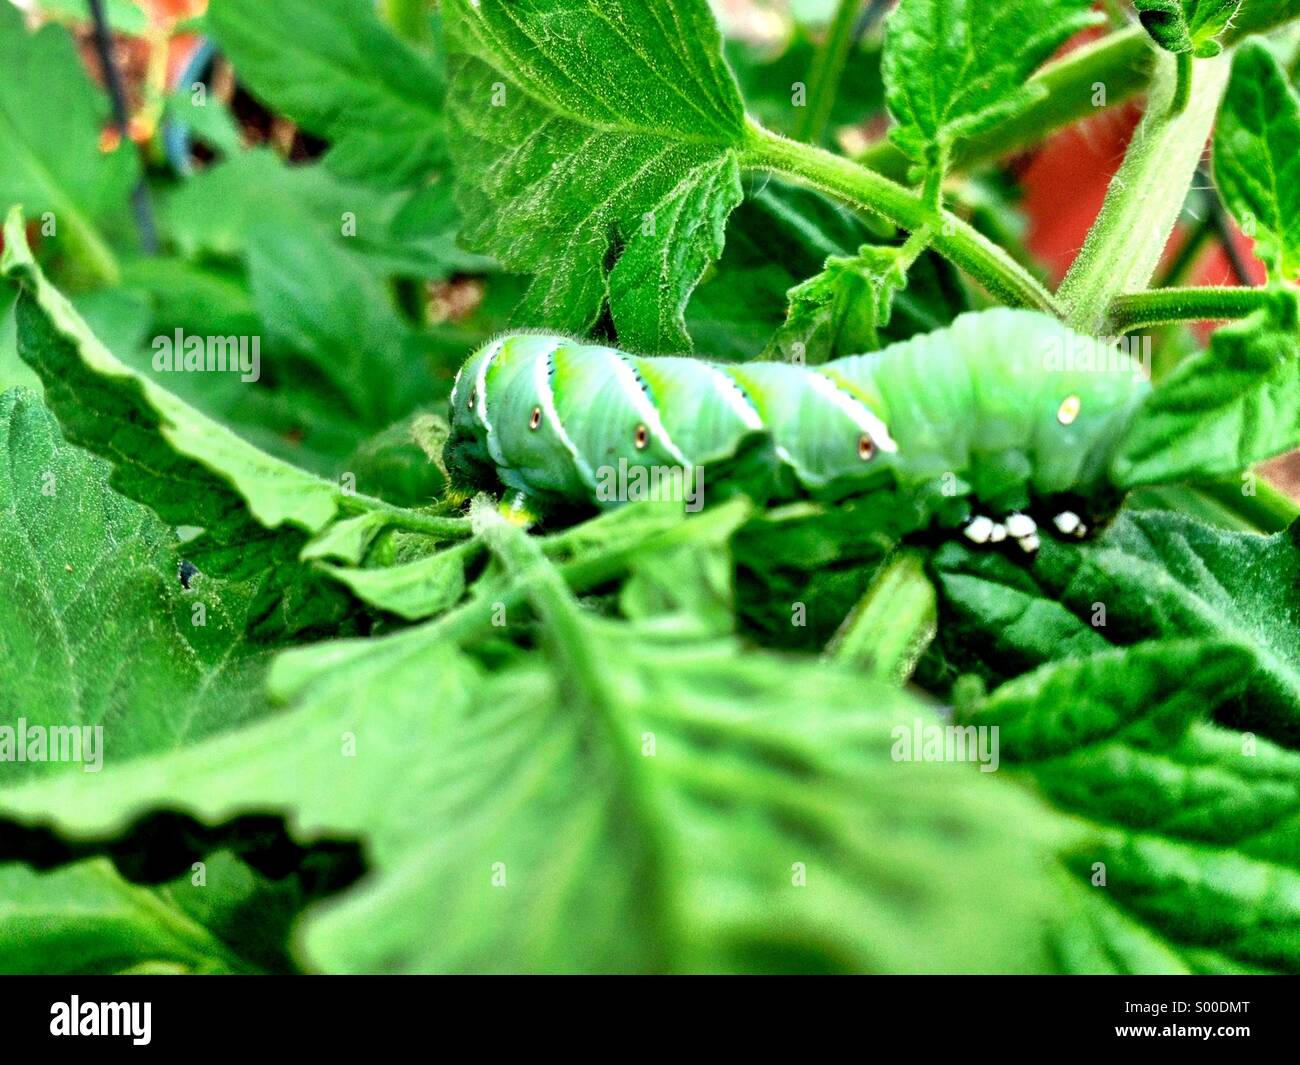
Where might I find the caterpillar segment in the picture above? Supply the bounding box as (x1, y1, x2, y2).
(446, 309, 1152, 548)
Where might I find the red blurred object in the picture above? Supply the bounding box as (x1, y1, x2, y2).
(1196, 227, 1268, 287)
(140, 0, 206, 21)
(1017, 17, 1266, 295)
(1020, 104, 1143, 283)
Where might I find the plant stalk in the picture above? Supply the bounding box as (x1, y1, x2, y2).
(741, 122, 1060, 314)
(794, 0, 866, 145)
(855, 1, 1300, 181)
(1109, 285, 1268, 333)
(1058, 50, 1229, 334)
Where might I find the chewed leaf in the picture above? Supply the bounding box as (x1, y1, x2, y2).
(0, 209, 361, 637)
(0, 513, 1077, 974)
(442, 0, 746, 352)
(882, 0, 1099, 184)
(768, 243, 913, 363)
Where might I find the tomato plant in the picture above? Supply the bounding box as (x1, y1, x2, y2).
(1, 0, 1299, 976)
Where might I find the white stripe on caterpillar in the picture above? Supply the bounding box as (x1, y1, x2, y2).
(700, 363, 765, 431)
(475, 337, 508, 468)
(808, 372, 897, 453)
(535, 346, 597, 490)
(606, 350, 691, 468)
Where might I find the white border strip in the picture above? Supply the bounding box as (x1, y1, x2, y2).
(606, 351, 690, 467)
(474, 337, 509, 467)
(808, 372, 897, 452)
(701, 364, 765, 430)
(535, 345, 597, 490)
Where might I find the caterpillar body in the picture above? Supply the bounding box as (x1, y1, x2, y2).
(446, 309, 1151, 547)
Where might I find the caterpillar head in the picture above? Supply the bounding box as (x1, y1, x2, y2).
(445, 338, 507, 494)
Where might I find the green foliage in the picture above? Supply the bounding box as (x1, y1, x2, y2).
(768, 242, 911, 362)
(2, 212, 366, 637)
(0, 1, 137, 284)
(880, 0, 1100, 192)
(0, 389, 311, 975)
(0, 507, 1076, 974)
(1115, 289, 1300, 487)
(442, 0, 747, 351)
(0, 0, 1298, 977)
(0, 389, 273, 772)
(929, 510, 1300, 745)
(964, 639, 1300, 972)
(1214, 40, 1300, 280)
(207, 0, 447, 188)
(725, 26, 885, 141)
(1135, 0, 1243, 58)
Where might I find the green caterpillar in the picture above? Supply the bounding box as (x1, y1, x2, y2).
(446, 309, 1151, 550)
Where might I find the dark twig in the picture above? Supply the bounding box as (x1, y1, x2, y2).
(854, 0, 891, 39)
(1198, 164, 1253, 286)
(86, 0, 158, 253)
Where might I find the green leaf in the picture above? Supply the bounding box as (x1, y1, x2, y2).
(32, 0, 148, 33)
(245, 215, 431, 428)
(686, 181, 965, 361)
(387, 179, 496, 277)
(206, 0, 446, 188)
(0, 388, 306, 976)
(967, 641, 1250, 761)
(119, 258, 260, 341)
(1114, 290, 1300, 488)
(0, 1, 136, 284)
(0, 388, 274, 779)
(0, 858, 258, 975)
(767, 242, 911, 363)
(881, 0, 1099, 188)
(163, 88, 245, 160)
(1134, 0, 1242, 58)
(687, 181, 884, 360)
(963, 640, 1300, 972)
(0, 512, 1078, 974)
(929, 509, 1300, 746)
(317, 497, 754, 623)
(341, 411, 447, 508)
(1, 209, 360, 638)
(317, 539, 476, 621)
(443, 0, 747, 351)
(1214, 41, 1300, 280)
(162, 150, 460, 281)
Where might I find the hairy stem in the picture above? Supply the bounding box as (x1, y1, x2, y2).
(793, 0, 865, 145)
(1199, 476, 1300, 532)
(741, 122, 1061, 314)
(338, 493, 473, 538)
(1059, 50, 1229, 334)
(1109, 285, 1269, 333)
